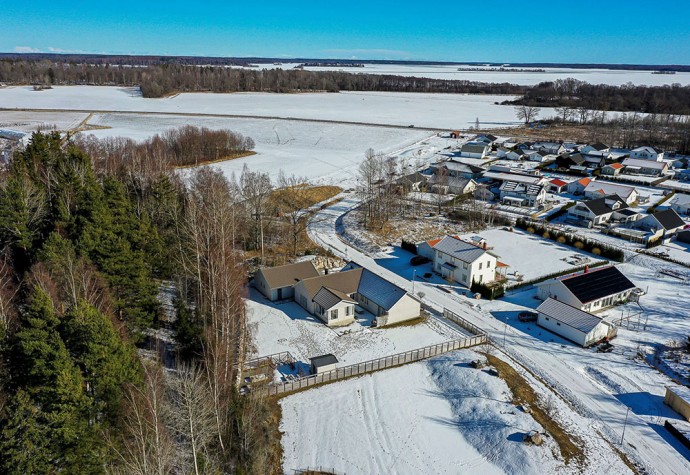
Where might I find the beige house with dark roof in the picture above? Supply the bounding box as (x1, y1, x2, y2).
(254, 260, 321, 301)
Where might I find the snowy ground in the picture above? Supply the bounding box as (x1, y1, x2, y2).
(246, 288, 463, 371)
(0, 86, 542, 129)
(241, 62, 690, 87)
(457, 228, 604, 283)
(280, 349, 632, 475)
(0, 110, 88, 133)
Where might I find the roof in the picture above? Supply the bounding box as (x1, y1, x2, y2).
(356, 268, 408, 310)
(560, 153, 586, 166)
(649, 209, 686, 230)
(298, 268, 363, 301)
(622, 158, 668, 170)
(433, 235, 488, 264)
(257, 260, 320, 290)
(499, 180, 545, 197)
(313, 286, 356, 310)
(632, 146, 663, 154)
(537, 298, 604, 333)
(549, 178, 567, 187)
(439, 160, 485, 174)
(671, 193, 690, 206)
(578, 195, 628, 216)
(574, 177, 591, 186)
(584, 181, 636, 199)
(310, 354, 338, 368)
(476, 133, 498, 142)
(483, 171, 544, 185)
(590, 143, 609, 151)
(607, 163, 624, 169)
(460, 143, 489, 154)
(559, 266, 636, 305)
(396, 172, 427, 186)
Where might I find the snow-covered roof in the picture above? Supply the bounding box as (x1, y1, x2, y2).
(671, 193, 690, 206)
(537, 298, 603, 333)
(433, 235, 487, 264)
(632, 146, 663, 154)
(483, 171, 544, 185)
(584, 181, 636, 199)
(622, 158, 668, 170)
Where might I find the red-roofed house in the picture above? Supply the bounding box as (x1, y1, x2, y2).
(601, 162, 624, 176)
(566, 177, 591, 195)
(548, 178, 568, 193)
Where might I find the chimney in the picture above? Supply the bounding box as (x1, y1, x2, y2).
(483, 242, 488, 250)
(584, 265, 589, 273)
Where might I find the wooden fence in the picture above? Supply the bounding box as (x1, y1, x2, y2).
(442, 307, 488, 338)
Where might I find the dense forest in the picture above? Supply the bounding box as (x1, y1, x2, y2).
(3, 57, 689, 115)
(0, 131, 291, 473)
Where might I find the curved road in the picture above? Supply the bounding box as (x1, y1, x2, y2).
(307, 195, 690, 475)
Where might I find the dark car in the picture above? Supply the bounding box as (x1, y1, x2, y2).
(410, 255, 430, 266)
(518, 311, 538, 322)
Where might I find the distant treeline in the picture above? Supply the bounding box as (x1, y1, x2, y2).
(1, 58, 690, 114)
(504, 78, 690, 115)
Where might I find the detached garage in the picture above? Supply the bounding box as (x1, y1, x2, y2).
(536, 298, 616, 347)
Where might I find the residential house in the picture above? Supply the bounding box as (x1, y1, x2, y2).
(505, 149, 527, 161)
(601, 163, 624, 176)
(536, 298, 617, 347)
(670, 193, 690, 216)
(496, 147, 513, 158)
(536, 265, 637, 313)
(431, 160, 485, 180)
(474, 134, 498, 145)
(567, 195, 632, 226)
(548, 178, 568, 193)
(394, 172, 427, 193)
(255, 260, 321, 301)
(499, 181, 546, 207)
(433, 235, 498, 287)
(516, 142, 532, 151)
(524, 150, 551, 163)
(580, 143, 610, 154)
(474, 184, 498, 202)
(556, 152, 586, 170)
(583, 154, 606, 168)
(584, 181, 638, 204)
(428, 175, 476, 195)
(416, 237, 445, 261)
(533, 141, 565, 155)
(630, 146, 664, 161)
(633, 209, 687, 237)
(622, 158, 669, 177)
(566, 177, 591, 195)
(459, 143, 490, 159)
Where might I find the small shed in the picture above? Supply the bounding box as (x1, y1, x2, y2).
(310, 354, 338, 375)
(665, 385, 690, 421)
(536, 298, 616, 347)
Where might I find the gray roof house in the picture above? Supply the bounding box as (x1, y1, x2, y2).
(459, 143, 490, 159)
(536, 298, 616, 347)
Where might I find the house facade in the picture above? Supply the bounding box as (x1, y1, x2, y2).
(566, 177, 591, 195)
(633, 209, 687, 236)
(601, 163, 624, 176)
(583, 181, 638, 204)
(567, 195, 630, 226)
(459, 143, 490, 159)
(622, 158, 669, 176)
(536, 266, 637, 313)
(630, 146, 664, 161)
(499, 181, 546, 207)
(255, 260, 321, 301)
(433, 235, 497, 287)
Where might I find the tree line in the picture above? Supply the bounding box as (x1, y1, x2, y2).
(0, 130, 286, 473)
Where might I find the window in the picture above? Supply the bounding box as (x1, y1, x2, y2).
(487, 261, 491, 268)
(556, 322, 561, 326)
(345, 306, 352, 316)
(330, 309, 338, 320)
(479, 262, 483, 270)
(463, 262, 468, 270)
(545, 317, 550, 321)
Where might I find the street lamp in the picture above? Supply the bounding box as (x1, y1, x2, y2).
(620, 406, 631, 445)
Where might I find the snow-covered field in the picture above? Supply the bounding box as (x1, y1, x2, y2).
(0, 110, 88, 133)
(280, 350, 632, 475)
(243, 63, 690, 87)
(83, 113, 431, 184)
(0, 85, 547, 129)
(246, 289, 462, 368)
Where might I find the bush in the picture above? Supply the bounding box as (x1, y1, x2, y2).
(471, 280, 505, 300)
(592, 247, 601, 255)
(527, 227, 535, 234)
(401, 239, 417, 255)
(574, 241, 584, 249)
(557, 236, 566, 244)
(543, 232, 550, 239)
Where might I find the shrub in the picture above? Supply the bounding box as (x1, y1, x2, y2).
(527, 226, 535, 234)
(543, 232, 550, 239)
(471, 280, 505, 300)
(557, 236, 566, 244)
(592, 247, 601, 255)
(401, 239, 417, 255)
(574, 241, 584, 249)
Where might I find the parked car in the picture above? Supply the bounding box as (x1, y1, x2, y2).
(410, 255, 430, 266)
(518, 311, 538, 322)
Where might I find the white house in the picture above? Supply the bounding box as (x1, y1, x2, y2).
(535, 266, 637, 313)
(601, 163, 624, 176)
(254, 260, 321, 301)
(428, 176, 477, 195)
(499, 181, 546, 207)
(633, 209, 687, 236)
(433, 235, 497, 287)
(536, 298, 617, 347)
(622, 158, 669, 176)
(566, 177, 592, 195)
(548, 178, 568, 193)
(583, 181, 639, 204)
(532, 141, 565, 155)
(567, 195, 633, 226)
(630, 146, 664, 161)
(579, 143, 610, 154)
(670, 193, 690, 216)
(459, 143, 490, 159)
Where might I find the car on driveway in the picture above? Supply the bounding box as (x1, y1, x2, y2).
(410, 255, 430, 266)
(518, 311, 538, 322)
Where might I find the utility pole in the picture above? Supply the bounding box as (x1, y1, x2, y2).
(620, 406, 631, 445)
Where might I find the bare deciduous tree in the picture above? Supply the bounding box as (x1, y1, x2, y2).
(514, 105, 541, 124)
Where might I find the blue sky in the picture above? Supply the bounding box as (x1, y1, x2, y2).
(3, 1, 690, 64)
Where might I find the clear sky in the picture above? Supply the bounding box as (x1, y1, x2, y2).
(3, 1, 690, 64)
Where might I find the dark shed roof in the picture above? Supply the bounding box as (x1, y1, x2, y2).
(310, 354, 338, 368)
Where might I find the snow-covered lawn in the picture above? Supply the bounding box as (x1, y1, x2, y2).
(458, 228, 604, 283)
(280, 349, 633, 475)
(246, 289, 462, 368)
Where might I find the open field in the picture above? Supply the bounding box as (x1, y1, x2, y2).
(244, 63, 690, 87)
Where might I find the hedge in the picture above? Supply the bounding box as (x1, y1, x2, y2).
(471, 280, 505, 300)
(515, 217, 625, 262)
(401, 239, 417, 254)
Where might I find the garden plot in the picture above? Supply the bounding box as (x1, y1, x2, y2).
(280, 350, 631, 475)
(246, 289, 462, 369)
(458, 228, 604, 283)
